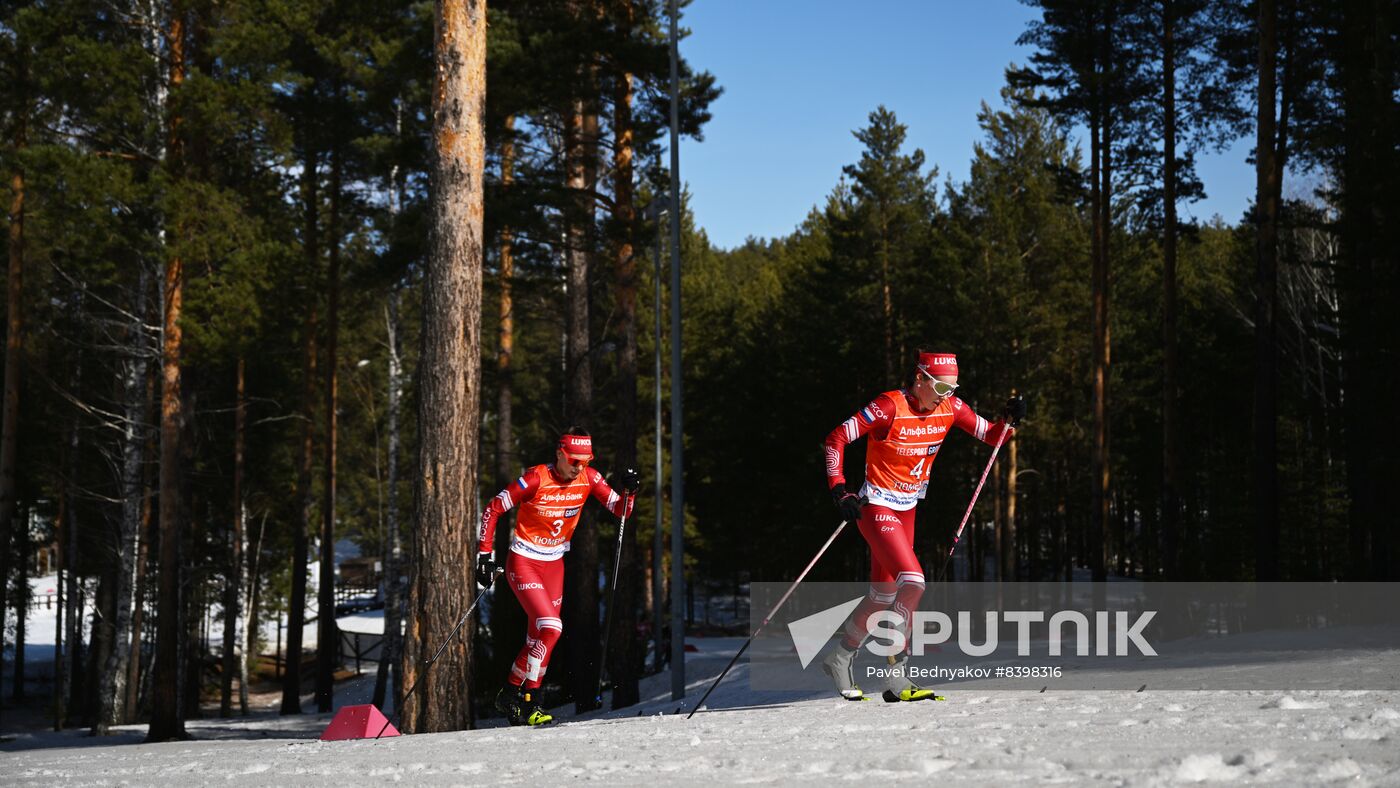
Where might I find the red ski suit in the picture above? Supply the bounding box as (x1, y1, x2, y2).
(825, 390, 1010, 648)
(480, 464, 633, 688)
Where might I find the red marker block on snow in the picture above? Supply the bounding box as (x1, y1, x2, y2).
(320, 704, 400, 741)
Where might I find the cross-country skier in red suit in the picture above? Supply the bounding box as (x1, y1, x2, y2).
(476, 427, 639, 726)
(821, 351, 1026, 701)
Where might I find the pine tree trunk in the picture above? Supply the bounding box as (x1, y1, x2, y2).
(403, 0, 486, 734)
(221, 359, 245, 716)
(148, 219, 185, 738)
(563, 49, 601, 714)
(148, 0, 188, 742)
(64, 357, 84, 726)
(87, 571, 117, 726)
(375, 108, 408, 710)
(65, 566, 82, 725)
(1337, 0, 1392, 581)
(1091, 4, 1114, 584)
(281, 142, 319, 716)
(180, 484, 200, 722)
(0, 91, 25, 670)
(387, 302, 404, 707)
(496, 116, 516, 489)
(53, 495, 64, 730)
(608, 52, 641, 709)
(12, 506, 27, 700)
(566, 97, 595, 420)
(373, 294, 404, 710)
(1254, 0, 1280, 581)
(483, 120, 524, 701)
(317, 86, 344, 715)
(1094, 123, 1112, 583)
(1088, 105, 1106, 583)
(1161, 0, 1181, 581)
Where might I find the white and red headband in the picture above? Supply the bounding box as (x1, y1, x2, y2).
(559, 434, 594, 460)
(917, 352, 958, 378)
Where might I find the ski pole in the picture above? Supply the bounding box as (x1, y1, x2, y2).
(687, 518, 850, 719)
(375, 567, 503, 739)
(936, 425, 1013, 583)
(595, 494, 634, 707)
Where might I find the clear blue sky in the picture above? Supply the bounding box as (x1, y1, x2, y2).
(679, 0, 1254, 250)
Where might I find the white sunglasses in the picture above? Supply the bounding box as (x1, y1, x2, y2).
(918, 369, 959, 397)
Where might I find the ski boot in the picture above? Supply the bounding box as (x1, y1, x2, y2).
(496, 685, 555, 726)
(880, 654, 944, 703)
(820, 642, 868, 701)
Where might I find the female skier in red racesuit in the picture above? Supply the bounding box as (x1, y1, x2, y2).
(821, 351, 1024, 701)
(477, 428, 638, 725)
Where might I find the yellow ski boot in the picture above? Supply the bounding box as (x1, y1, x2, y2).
(881, 655, 944, 703)
(497, 686, 556, 726)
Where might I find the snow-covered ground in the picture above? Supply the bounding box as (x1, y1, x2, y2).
(3, 637, 1398, 785)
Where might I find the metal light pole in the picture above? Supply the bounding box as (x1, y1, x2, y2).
(667, 0, 686, 703)
(647, 196, 667, 676)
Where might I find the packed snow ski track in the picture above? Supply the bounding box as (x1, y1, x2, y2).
(4, 639, 1399, 785)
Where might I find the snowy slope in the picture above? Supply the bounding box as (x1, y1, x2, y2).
(3, 637, 1399, 785)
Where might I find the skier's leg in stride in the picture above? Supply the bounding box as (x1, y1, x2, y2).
(873, 507, 939, 702)
(848, 505, 937, 702)
(823, 505, 902, 700)
(494, 552, 564, 726)
(821, 575, 893, 700)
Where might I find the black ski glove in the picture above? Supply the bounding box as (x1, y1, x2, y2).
(831, 483, 867, 524)
(1003, 394, 1027, 428)
(475, 552, 499, 588)
(620, 467, 641, 494)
